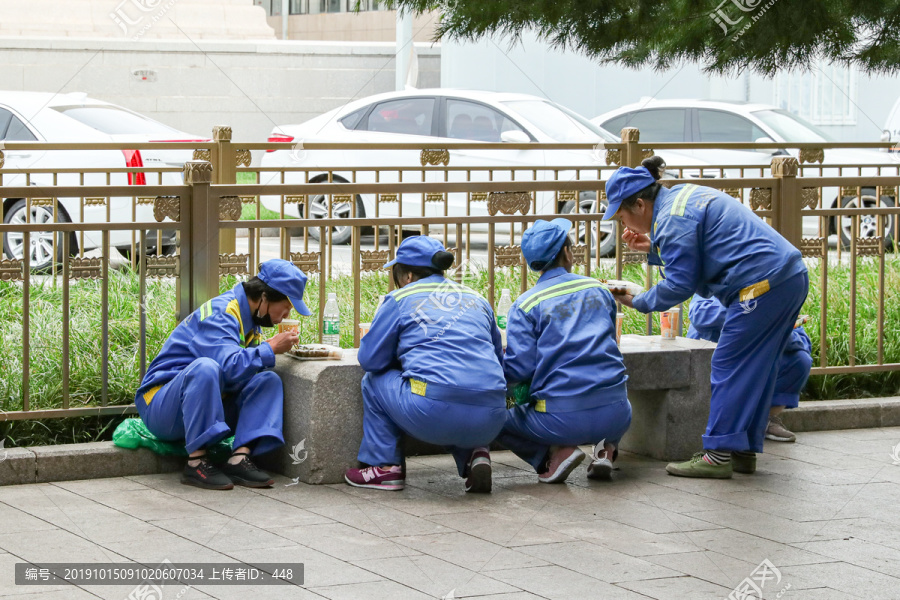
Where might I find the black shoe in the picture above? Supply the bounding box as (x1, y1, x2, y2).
(220, 454, 274, 488)
(182, 458, 234, 490)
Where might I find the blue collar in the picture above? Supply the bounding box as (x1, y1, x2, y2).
(649, 185, 669, 242)
(538, 266, 569, 284)
(232, 283, 260, 335)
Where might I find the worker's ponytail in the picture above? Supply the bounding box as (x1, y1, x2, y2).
(641, 156, 666, 181)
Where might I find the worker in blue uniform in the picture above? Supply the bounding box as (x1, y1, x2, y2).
(345, 236, 507, 493)
(687, 294, 812, 443)
(498, 218, 632, 484)
(605, 156, 809, 478)
(135, 259, 311, 490)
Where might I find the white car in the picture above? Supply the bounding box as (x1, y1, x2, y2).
(595, 99, 898, 247)
(260, 89, 709, 257)
(0, 91, 200, 270)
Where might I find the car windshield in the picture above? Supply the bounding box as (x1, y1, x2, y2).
(752, 109, 834, 143)
(54, 106, 180, 136)
(503, 100, 618, 142)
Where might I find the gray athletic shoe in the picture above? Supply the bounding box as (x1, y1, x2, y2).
(765, 415, 796, 443)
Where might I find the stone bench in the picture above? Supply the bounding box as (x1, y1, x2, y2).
(266, 335, 716, 484)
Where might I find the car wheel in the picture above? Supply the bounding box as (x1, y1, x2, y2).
(838, 192, 895, 250)
(561, 192, 617, 257)
(3, 199, 73, 272)
(305, 194, 364, 245)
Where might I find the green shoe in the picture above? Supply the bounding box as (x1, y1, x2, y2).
(731, 452, 757, 474)
(666, 453, 733, 479)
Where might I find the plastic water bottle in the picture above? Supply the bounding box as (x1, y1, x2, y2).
(497, 288, 512, 348)
(323, 292, 341, 347)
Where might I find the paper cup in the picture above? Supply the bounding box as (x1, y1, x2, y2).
(616, 312, 624, 345)
(359, 322, 372, 339)
(279, 319, 300, 335)
(660, 308, 680, 340)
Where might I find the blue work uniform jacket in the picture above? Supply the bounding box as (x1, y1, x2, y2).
(687, 294, 811, 353)
(633, 184, 807, 314)
(137, 283, 274, 403)
(504, 268, 628, 413)
(358, 275, 506, 406)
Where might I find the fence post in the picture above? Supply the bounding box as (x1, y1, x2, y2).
(771, 156, 802, 249)
(212, 125, 237, 255)
(621, 127, 642, 168)
(184, 160, 219, 311)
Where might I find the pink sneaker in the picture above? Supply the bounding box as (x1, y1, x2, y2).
(465, 448, 492, 494)
(538, 446, 585, 484)
(587, 439, 614, 481)
(344, 465, 405, 491)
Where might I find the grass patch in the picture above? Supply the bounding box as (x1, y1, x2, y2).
(1, 259, 897, 446)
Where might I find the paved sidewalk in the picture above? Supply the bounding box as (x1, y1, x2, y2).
(0, 427, 899, 599)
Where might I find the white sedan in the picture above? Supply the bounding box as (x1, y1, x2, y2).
(260, 89, 708, 257)
(0, 91, 200, 270)
(595, 99, 898, 247)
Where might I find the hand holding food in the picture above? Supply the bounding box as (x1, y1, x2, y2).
(266, 331, 300, 355)
(622, 228, 651, 253)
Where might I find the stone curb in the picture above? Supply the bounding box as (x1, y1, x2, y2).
(1, 397, 899, 487)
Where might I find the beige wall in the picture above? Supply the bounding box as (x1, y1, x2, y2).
(0, 37, 441, 142)
(266, 10, 439, 42)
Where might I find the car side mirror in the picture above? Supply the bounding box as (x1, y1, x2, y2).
(754, 136, 778, 154)
(500, 130, 530, 144)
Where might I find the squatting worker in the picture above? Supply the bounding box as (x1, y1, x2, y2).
(605, 156, 808, 479)
(345, 236, 507, 493)
(688, 294, 812, 443)
(135, 259, 311, 490)
(498, 218, 632, 484)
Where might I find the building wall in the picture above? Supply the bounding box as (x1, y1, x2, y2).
(265, 10, 439, 42)
(0, 37, 441, 141)
(441, 32, 900, 142)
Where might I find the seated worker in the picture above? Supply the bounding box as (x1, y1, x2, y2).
(498, 218, 632, 483)
(135, 259, 311, 490)
(687, 294, 812, 443)
(345, 236, 507, 493)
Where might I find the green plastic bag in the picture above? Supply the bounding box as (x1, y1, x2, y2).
(506, 382, 532, 409)
(113, 418, 233, 463)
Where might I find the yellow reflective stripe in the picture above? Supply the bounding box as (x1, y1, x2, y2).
(739, 280, 770, 302)
(225, 299, 245, 342)
(142, 385, 162, 406)
(534, 399, 547, 413)
(670, 184, 697, 217)
(199, 301, 213, 321)
(520, 279, 604, 313)
(410, 379, 427, 396)
(393, 282, 479, 301)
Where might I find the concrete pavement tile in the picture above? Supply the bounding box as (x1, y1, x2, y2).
(392, 532, 515, 571)
(308, 580, 433, 600)
(488, 565, 650, 600)
(794, 516, 900, 551)
(349, 554, 520, 598)
(253, 480, 357, 509)
(226, 544, 382, 588)
(777, 588, 865, 600)
(643, 550, 761, 588)
(546, 500, 724, 534)
(424, 511, 577, 547)
(52, 478, 150, 495)
(682, 507, 828, 544)
(617, 575, 735, 599)
(307, 501, 453, 538)
(277, 522, 422, 562)
(192, 583, 322, 600)
(228, 496, 335, 531)
(328, 480, 488, 518)
(455, 594, 548, 600)
(778, 561, 900, 596)
(0, 528, 128, 564)
(515, 541, 680, 584)
(668, 528, 834, 566)
(550, 520, 699, 557)
(490, 477, 606, 506)
(0, 501, 63, 534)
(148, 515, 296, 554)
(596, 481, 738, 513)
(102, 528, 235, 563)
(478, 549, 553, 572)
(0, 552, 79, 596)
(707, 489, 842, 522)
(0, 588, 100, 599)
(85, 488, 215, 521)
(790, 537, 900, 578)
(123, 478, 267, 518)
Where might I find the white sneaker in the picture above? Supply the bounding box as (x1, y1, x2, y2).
(587, 439, 614, 481)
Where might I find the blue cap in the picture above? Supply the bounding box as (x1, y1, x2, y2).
(257, 259, 312, 316)
(521, 218, 572, 271)
(603, 166, 657, 220)
(383, 236, 446, 268)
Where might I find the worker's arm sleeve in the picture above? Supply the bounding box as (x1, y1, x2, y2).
(632, 217, 702, 313)
(192, 313, 274, 388)
(503, 304, 537, 386)
(358, 296, 402, 373)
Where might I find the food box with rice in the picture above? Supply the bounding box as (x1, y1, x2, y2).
(600, 279, 645, 296)
(287, 344, 344, 361)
